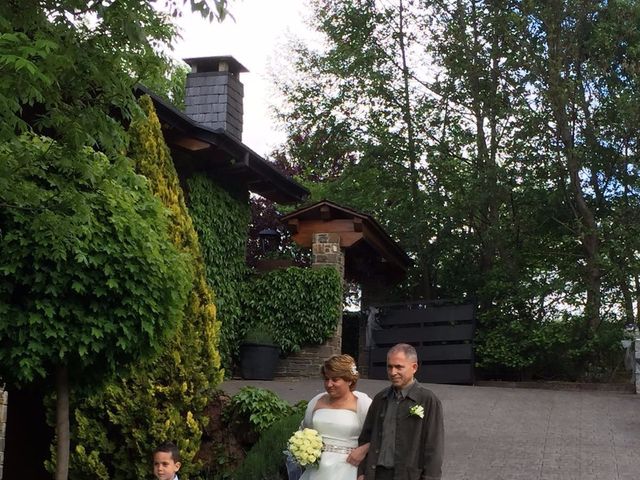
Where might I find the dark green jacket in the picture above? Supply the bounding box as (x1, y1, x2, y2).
(358, 382, 444, 480)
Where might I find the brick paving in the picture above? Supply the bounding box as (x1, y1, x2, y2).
(222, 379, 640, 480)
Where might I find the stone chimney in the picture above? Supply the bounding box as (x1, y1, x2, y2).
(183, 56, 247, 141)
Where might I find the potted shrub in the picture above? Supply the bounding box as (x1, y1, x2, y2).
(239, 325, 280, 380)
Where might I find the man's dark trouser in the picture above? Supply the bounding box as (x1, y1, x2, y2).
(374, 466, 394, 480)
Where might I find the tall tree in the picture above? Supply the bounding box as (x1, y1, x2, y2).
(0, 134, 192, 480)
(516, 0, 640, 330)
(0, 2, 231, 478)
(0, 0, 229, 152)
(275, 0, 640, 377)
(276, 0, 453, 299)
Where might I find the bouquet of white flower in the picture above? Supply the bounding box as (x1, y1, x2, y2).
(286, 428, 323, 468)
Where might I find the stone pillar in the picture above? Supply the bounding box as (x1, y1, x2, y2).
(312, 233, 344, 279)
(0, 388, 7, 480)
(312, 233, 344, 355)
(274, 233, 345, 377)
(635, 338, 640, 394)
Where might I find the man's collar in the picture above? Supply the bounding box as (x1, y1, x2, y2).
(387, 379, 418, 400)
(404, 380, 419, 401)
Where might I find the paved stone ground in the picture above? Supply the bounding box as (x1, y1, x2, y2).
(221, 379, 640, 480)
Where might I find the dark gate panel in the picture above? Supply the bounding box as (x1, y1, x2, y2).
(368, 301, 476, 385)
(4, 389, 52, 480)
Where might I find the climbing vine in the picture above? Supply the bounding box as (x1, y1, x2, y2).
(187, 175, 251, 371)
(243, 267, 343, 354)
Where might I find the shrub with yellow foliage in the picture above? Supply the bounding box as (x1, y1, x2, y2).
(68, 95, 223, 480)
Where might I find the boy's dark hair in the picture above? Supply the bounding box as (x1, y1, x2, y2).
(153, 441, 181, 462)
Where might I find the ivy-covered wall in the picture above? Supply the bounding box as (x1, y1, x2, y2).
(243, 267, 343, 354)
(186, 175, 251, 372)
(185, 176, 344, 365)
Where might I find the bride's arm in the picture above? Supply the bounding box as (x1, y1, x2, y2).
(346, 442, 369, 466)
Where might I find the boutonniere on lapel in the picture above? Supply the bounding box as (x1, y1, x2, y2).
(409, 404, 424, 419)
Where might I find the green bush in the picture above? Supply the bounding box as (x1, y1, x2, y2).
(242, 267, 343, 353)
(224, 387, 293, 434)
(233, 412, 303, 480)
(0, 132, 192, 386)
(476, 306, 626, 381)
(185, 176, 344, 368)
(243, 326, 276, 345)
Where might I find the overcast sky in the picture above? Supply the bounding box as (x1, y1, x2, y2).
(170, 0, 314, 157)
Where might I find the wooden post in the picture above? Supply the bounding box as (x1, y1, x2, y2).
(359, 274, 395, 378)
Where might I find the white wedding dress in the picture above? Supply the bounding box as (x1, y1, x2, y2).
(299, 408, 362, 480)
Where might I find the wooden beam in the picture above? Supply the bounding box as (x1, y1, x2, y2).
(353, 218, 363, 232)
(320, 205, 331, 220)
(362, 223, 406, 271)
(170, 135, 210, 151)
(296, 219, 354, 234)
(287, 219, 366, 247)
(338, 233, 364, 247)
(291, 231, 363, 248)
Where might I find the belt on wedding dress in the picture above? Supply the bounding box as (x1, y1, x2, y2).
(323, 444, 355, 455)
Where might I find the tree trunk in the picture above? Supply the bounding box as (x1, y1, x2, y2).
(467, 0, 500, 302)
(542, 1, 601, 329)
(397, 0, 419, 205)
(635, 273, 640, 325)
(619, 271, 635, 325)
(55, 365, 70, 480)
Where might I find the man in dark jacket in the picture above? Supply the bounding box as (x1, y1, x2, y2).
(358, 343, 444, 480)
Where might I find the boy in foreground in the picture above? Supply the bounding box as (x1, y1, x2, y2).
(153, 441, 181, 480)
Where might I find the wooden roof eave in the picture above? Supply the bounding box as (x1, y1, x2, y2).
(134, 85, 309, 204)
(360, 223, 410, 273)
(282, 200, 412, 271)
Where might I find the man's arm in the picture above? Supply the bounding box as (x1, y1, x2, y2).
(357, 396, 379, 478)
(421, 394, 444, 480)
(347, 442, 370, 466)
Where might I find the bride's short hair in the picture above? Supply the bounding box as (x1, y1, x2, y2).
(321, 354, 359, 390)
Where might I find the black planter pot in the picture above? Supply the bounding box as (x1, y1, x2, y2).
(239, 343, 280, 380)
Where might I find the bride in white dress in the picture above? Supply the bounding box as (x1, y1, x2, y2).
(299, 355, 372, 480)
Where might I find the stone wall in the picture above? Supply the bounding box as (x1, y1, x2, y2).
(0, 388, 7, 480)
(275, 330, 341, 378)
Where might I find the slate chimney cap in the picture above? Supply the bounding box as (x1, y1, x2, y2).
(183, 56, 249, 75)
